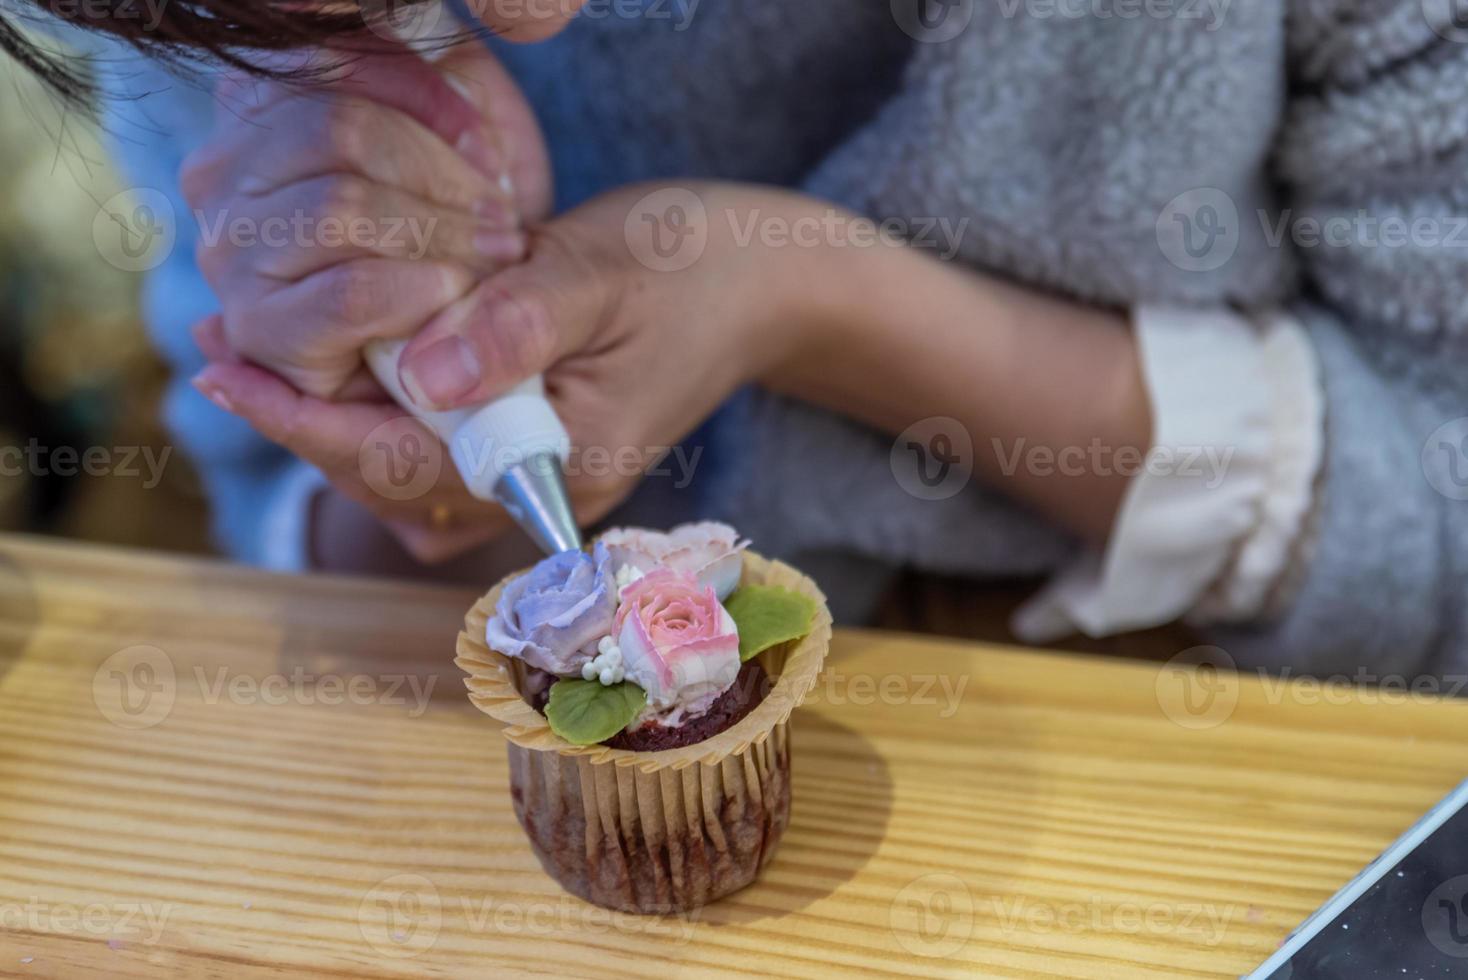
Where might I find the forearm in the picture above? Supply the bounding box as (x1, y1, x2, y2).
(762, 218, 1150, 541)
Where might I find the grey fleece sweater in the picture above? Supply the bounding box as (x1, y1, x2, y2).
(97, 0, 1468, 678)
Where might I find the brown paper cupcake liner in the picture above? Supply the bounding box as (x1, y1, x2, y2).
(455, 551, 832, 912)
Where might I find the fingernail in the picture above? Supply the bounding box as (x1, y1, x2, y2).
(192, 371, 235, 413)
(401, 336, 481, 409)
(474, 197, 515, 228)
(456, 128, 506, 182)
(474, 230, 526, 263)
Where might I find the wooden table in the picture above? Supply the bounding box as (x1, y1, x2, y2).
(0, 535, 1463, 978)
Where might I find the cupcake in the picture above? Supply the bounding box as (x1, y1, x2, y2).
(455, 522, 831, 914)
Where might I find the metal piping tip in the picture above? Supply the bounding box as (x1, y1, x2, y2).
(493, 454, 583, 555)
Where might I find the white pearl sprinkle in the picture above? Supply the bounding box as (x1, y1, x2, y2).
(582, 636, 627, 685)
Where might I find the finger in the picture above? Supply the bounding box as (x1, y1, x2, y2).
(196, 175, 524, 284)
(336, 366, 394, 404)
(395, 224, 610, 410)
(190, 360, 459, 511)
(191, 361, 387, 474)
(212, 48, 492, 170)
(191, 363, 513, 541)
(210, 46, 550, 222)
(182, 94, 509, 217)
(434, 43, 553, 222)
(191, 315, 237, 363)
(222, 259, 472, 399)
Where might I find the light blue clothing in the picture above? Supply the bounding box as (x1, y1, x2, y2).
(97, 61, 310, 567)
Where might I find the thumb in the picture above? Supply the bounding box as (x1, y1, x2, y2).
(396, 231, 610, 410)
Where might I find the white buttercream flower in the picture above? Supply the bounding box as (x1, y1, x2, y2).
(600, 522, 748, 601)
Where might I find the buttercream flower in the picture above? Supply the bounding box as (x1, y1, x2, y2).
(615, 569, 740, 713)
(486, 543, 616, 675)
(601, 522, 748, 600)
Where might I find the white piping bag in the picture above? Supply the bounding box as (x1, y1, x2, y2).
(363, 341, 580, 554)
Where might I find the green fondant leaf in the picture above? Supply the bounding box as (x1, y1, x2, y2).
(545, 679, 648, 746)
(725, 585, 818, 663)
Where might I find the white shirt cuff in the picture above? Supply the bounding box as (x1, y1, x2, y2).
(1012, 306, 1324, 643)
(258, 462, 330, 573)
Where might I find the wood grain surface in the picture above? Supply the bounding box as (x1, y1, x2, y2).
(0, 534, 1464, 978)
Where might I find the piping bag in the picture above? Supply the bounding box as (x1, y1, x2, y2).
(363, 342, 582, 555)
(360, 9, 581, 556)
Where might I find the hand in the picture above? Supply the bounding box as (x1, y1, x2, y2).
(181, 41, 551, 401)
(186, 41, 555, 563)
(195, 182, 836, 563)
(196, 173, 1147, 570)
(379, 180, 1147, 546)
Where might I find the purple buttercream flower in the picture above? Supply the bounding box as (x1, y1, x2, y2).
(486, 543, 616, 676)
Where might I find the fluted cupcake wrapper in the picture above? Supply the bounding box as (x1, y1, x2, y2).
(456, 552, 832, 913)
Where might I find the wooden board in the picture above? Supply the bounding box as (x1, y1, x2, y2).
(0, 534, 1463, 978)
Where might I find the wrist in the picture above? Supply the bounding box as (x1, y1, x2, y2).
(706, 192, 910, 391)
(759, 215, 986, 416)
(683, 185, 840, 387)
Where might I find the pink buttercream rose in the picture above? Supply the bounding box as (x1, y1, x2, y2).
(615, 569, 740, 713)
(600, 521, 748, 600)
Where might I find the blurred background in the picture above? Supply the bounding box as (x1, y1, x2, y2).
(0, 40, 1193, 657)
(0, 41, 209, 554)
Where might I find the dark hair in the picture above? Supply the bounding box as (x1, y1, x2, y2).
(4, 1, 426, 103)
